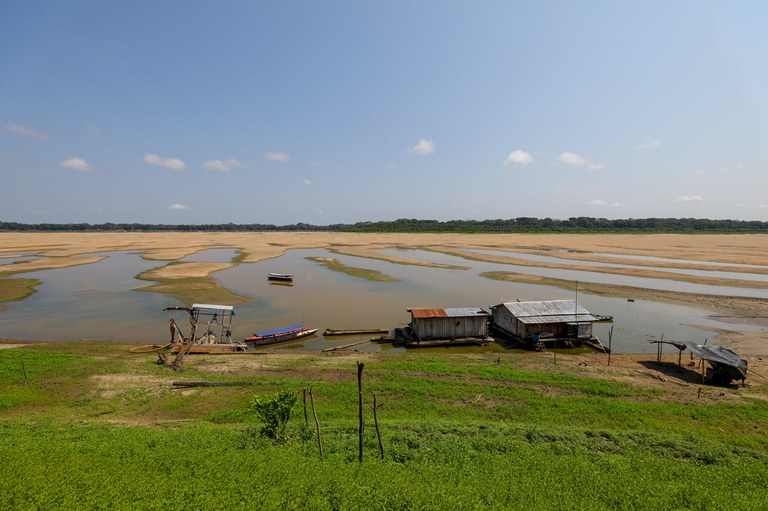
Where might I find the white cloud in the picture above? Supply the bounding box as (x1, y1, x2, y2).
(168, 203, 188, 211)
(557, 152, 587, 166)
(303, 179, 312, 186)
(59, 157, 92, 172)
(265, 151, 290, 162)
(408, 139, 435, 155)
(587, 163, 605, 171)
(611, 202, 626, 208)
(677, 195, 704, 202)
(5, 123, 51, 141)
(634, 137, 660, 150)
(503, 150, 535, 166)
(145, 153, 186, 171)
(203, 159, 242, 171)
(756, 204, 768, 209)
(586, 199, 607, 206)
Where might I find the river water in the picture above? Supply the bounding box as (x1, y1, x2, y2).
(0, 247, 764, 353)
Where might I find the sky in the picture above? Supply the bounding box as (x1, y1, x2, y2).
(2, 1, 767, 225)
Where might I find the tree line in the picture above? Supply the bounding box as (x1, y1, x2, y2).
(2, 217, 768, 233)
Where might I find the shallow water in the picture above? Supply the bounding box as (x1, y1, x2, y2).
(390, 248, 768, 298)
(0, 247, 762, 353)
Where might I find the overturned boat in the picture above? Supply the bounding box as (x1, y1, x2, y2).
(651, 339, 748, 384)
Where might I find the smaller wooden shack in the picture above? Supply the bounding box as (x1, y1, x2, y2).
(407, 307, 490, 341)
(490, 300, 598, 342)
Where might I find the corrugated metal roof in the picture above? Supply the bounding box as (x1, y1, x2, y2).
(496, 300, 590, 318)
(517, 314, 599, 324)
(409, 307, 489, 318)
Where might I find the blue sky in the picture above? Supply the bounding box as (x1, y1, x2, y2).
(2, 1, 767, 225)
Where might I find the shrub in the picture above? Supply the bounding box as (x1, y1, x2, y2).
(249, 390, 298, 442)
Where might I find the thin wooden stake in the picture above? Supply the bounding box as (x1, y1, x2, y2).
(303, 388, 308, 425)
(607, 326, 613, 366)
(21, 359, 28, 385)
(373, 393, 384, 460)
(309, 388, 323, 459)
(357, 361, 365, 464)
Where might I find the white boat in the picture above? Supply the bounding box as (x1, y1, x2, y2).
(267, 272, 294, 281)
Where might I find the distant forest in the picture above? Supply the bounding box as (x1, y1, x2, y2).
(2, 217, 768, 233)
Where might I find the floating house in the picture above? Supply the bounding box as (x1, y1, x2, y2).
(490, 300, 598, 343)
(407, 307, 490, 342)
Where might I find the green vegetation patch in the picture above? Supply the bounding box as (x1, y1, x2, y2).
(135, 263, 249, 305)
(306, 256, 399, 282)
(0, 420, 766, 510)
(2, 344, 768, 509)
(0, 277, 40, 310)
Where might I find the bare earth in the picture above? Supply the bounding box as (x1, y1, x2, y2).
(2, 232, 768, 355)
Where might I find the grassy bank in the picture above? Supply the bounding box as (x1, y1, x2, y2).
(1, 342, 767, 509)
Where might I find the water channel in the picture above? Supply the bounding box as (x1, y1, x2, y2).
(0, 247, 764, 353)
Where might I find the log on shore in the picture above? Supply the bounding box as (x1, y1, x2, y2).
(323, 329, 390, 336)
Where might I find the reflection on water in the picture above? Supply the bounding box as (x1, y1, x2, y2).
(0, 252, 174, 341)
(0, 247, 762, 353)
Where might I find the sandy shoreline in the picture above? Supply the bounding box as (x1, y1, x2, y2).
(2, 232, 768, 355)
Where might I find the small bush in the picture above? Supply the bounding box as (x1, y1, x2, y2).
(249, 390, 298, 442)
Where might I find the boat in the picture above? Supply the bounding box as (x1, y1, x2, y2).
(268, 272, 294, 282)
(245, 324, 318, 346)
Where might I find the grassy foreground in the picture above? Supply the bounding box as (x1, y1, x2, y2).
(1, 342, 767, 510)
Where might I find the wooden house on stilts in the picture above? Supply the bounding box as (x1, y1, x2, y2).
(404, 307, 491, 347)
(490, 300, 599, 349)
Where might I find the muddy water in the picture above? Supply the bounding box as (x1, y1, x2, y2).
(0, 248, 761, 353)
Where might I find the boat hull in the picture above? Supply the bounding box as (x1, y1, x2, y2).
(245, 328, 318, 346)
(170, 343, 248, 354)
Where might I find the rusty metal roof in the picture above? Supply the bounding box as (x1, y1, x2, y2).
(408, 307, 489, 318)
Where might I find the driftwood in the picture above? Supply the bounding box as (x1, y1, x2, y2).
(323, 328, 389, 336)
(322, 339, 372, 352)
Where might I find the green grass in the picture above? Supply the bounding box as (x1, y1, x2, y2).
(135, 262, 250, 305)
(1, 343, 768, 509)
(0, 277, 40, 310)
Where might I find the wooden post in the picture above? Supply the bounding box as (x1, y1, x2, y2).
(607, 326, 613, 367)
(373, 392, 384, 459)
(373, 393, 384, 460)
(303, 388, 308, 425)
(656, 334, 664, 363)
(21, 359, 27, 385)
(357, 361, 365, 464)
(309, 388, 323, 459)
(170, 317, 197, 372)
